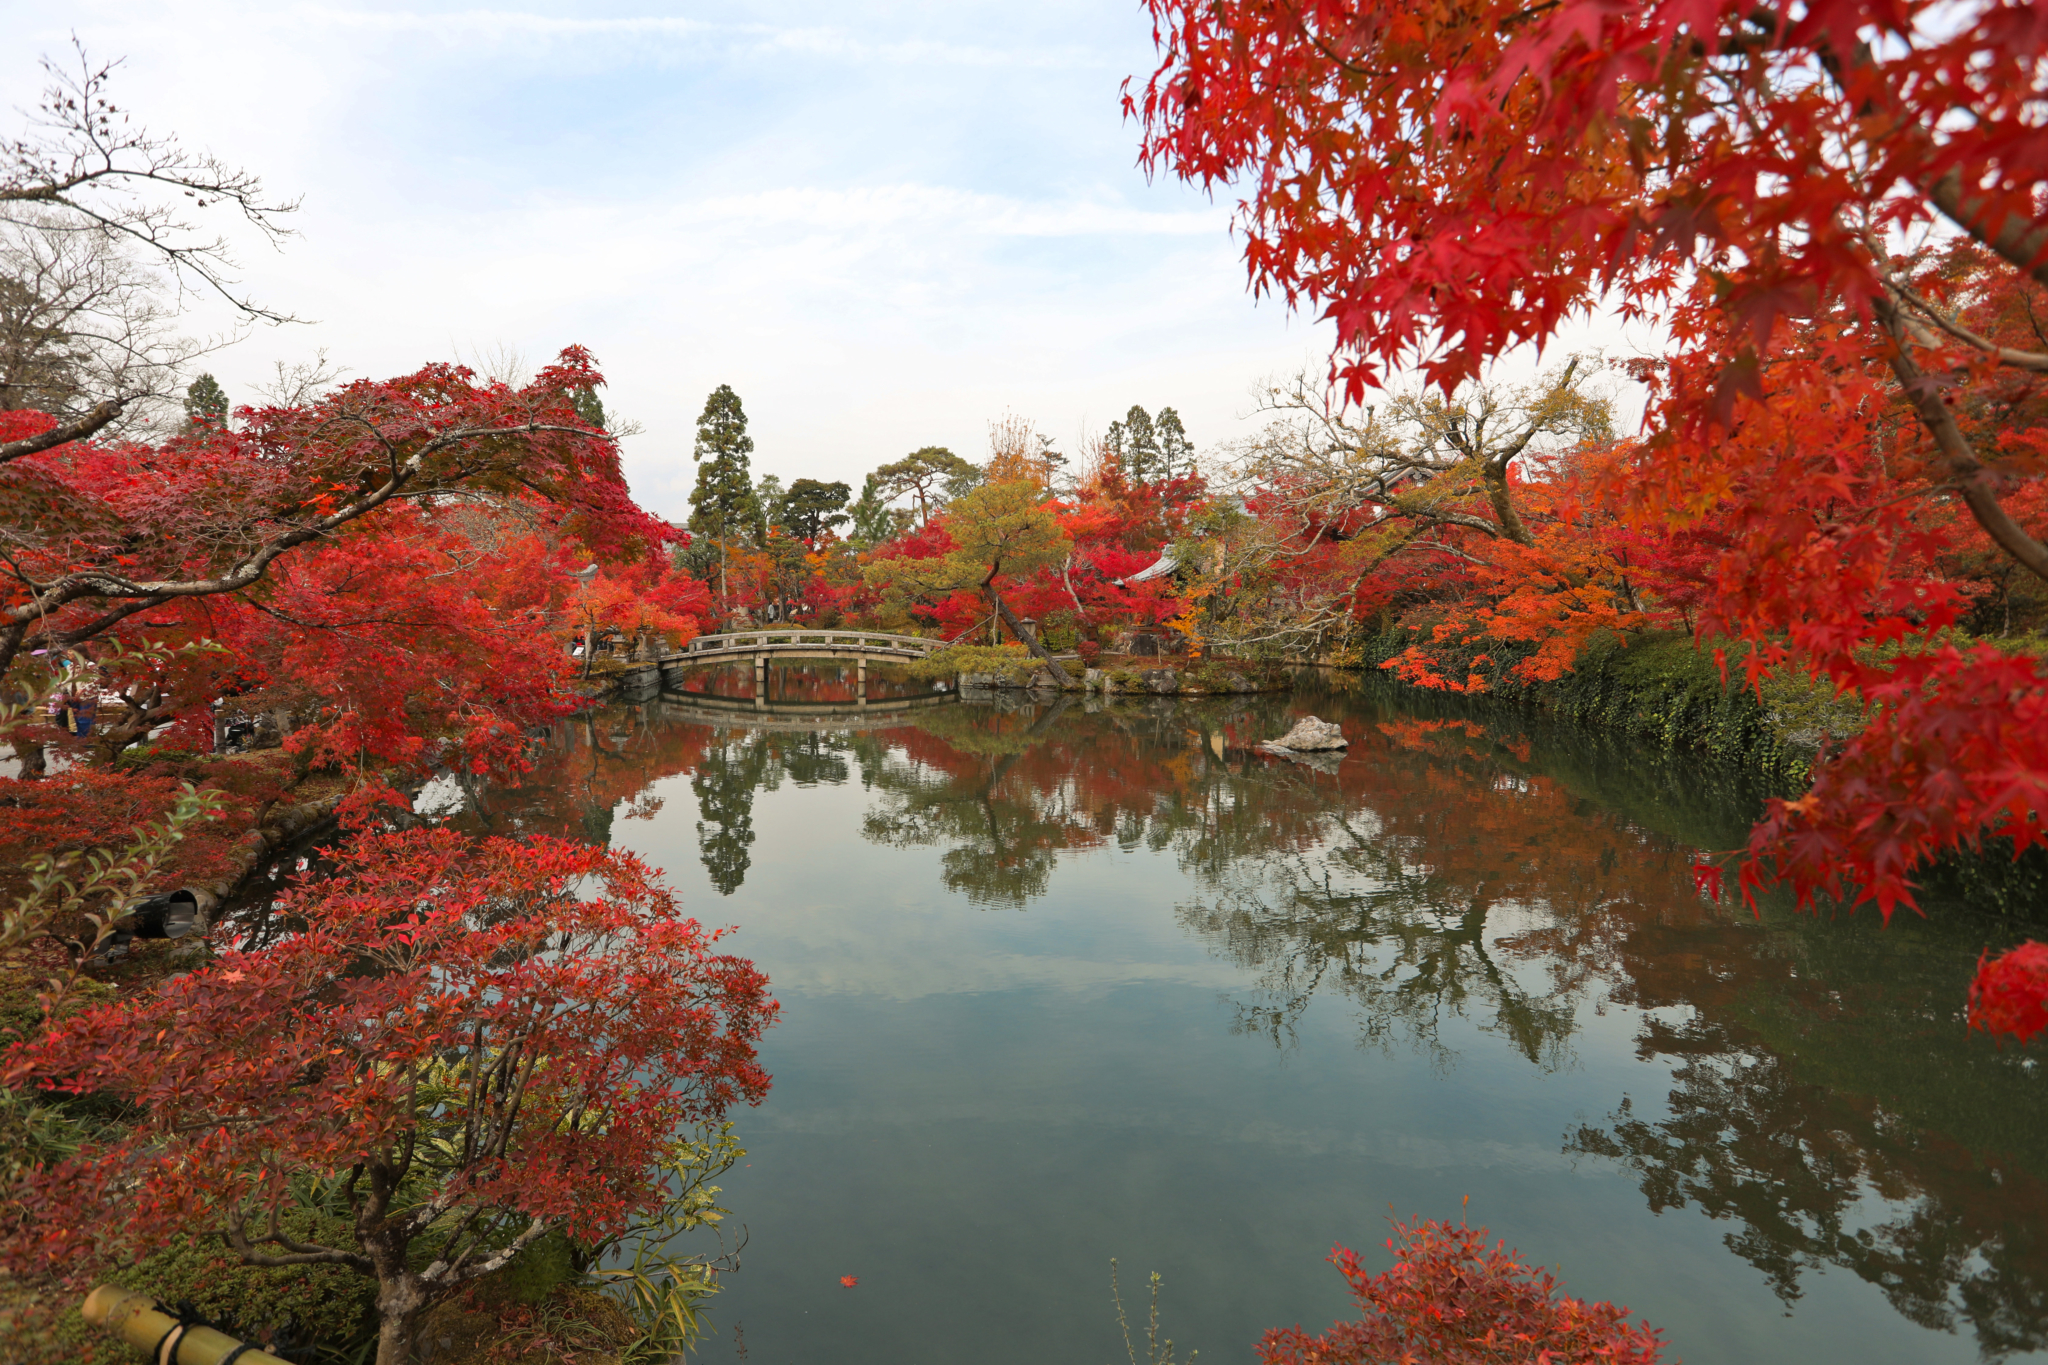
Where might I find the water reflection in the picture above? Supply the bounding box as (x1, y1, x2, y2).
(454, 672, 2047, 1362)
(1565, 908, 2048, 1357)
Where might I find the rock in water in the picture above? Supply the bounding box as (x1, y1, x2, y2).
(1263, 715, 1348, 751)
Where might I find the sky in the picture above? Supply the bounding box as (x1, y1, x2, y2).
(4, 1, 1345, 521)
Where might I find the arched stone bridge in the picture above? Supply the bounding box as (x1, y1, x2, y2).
(595, 629, 953, 704)
(673, 629, 947, 665)
(665, 629, 946, 692)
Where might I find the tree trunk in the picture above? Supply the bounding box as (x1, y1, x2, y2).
(92, 714, 153, 764)
(989, 589, 1071, 686)
(1481, 461, 1535, 547)
(12, 738, 46, 778)
(373, 1274, 427, 1365)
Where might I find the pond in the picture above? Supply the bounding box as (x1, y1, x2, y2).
(450, 663, 2048, 1365)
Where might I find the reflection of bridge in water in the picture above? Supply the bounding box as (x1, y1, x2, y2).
(654, 689, 958, 732)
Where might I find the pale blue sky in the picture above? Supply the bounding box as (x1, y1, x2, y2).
(7, 2, 1338, 519)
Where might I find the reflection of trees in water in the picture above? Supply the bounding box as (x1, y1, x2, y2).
(857, 698, 1082, 907)
(692, 738, 769, 896)
(446, 705, 858, 896)
(851, 694, 1355, 907)
(1175, 717, 1691, 1069)
(454, 707, 692, 845)
(1180, 847, 1579, 1069)
(1176, 704, 2048, 1357)
(1570, 1030, 2048, 1360)
(444, 688, 2048, 1357)
(1563, 903, 2048, 1362)
(694, 730, 853, 895)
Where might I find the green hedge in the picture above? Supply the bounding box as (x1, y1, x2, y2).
(1360, 627, 1816, 786)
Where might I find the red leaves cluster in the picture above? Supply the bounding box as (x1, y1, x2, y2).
(4, 827, 775, 1288)
(1132, 0, 2048, 916)
(1259, 1219, 1666, 1365)
(1133, 0, 2046, 401)
(1970, 941, 2048, 1046)
(1, 347, 717, 810)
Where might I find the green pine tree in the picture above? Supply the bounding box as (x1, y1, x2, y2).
(848, 474, 897, 546)
(1156, 407, 1194, 480)
(872, 446, 977, 526)
(776, 478, 852, 541)
(1121, 406, 1161, 484)
(753, 473, 786, 547)
(183, 373, 228, 428)
(688, 384, 762, 614)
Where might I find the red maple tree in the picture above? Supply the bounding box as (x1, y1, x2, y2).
(5, 828, 775, 1365)
(1130, 0, 2048, 918)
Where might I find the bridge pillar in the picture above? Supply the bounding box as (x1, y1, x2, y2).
(856, 655, 867, 706)
(753, 654, 766, 701)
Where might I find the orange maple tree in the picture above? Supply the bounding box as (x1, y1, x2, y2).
(1129, 0, 2048, 990)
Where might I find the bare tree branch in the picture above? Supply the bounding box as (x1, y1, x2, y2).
(1, 41, 299, 323)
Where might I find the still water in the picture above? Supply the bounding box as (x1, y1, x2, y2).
(452, 663, 2048, 1365)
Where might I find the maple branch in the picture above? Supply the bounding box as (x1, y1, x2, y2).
(1412, 539, 1492, 567)
(1873, 296, 2048, 584)
(1886, 279, 2048, 374)
(0, 400, 126, 464)
(424, 1215, 552, 1289)
(225, 1205, 373, 1273)
(8, 595, 172, 667)
(0, 418, 608, 672)
(1922, 170, 2048, 294)
(1803, 33, 2048, 291)
(1384, 498, 1506, 540)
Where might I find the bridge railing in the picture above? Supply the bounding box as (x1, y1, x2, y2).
(673, 630, 946, 658)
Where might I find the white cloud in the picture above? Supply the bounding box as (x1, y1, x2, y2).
(294, 6, 1103, 68)
(3, 0, 1328, 518)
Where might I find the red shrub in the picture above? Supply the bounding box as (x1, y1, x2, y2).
(1260, 1219, 1667, 1365)
(1970, 941, 2048, 1045)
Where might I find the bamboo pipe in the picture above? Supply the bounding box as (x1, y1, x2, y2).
(80, 1285, 294, 1365)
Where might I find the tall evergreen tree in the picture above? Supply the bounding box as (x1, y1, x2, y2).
(753, 473, 786, 547)
(688, 384, 762, 612)
(848, 474, 898, 546)
(570, 385, 607, 431)
(183, 373, 228, 428)
(1120, 406, 1161, 483)
(1106, 405, 1191, 484)
(1156, 407, 1194, 480)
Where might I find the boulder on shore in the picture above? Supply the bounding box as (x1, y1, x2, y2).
(1262, 715, 1348, 752)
